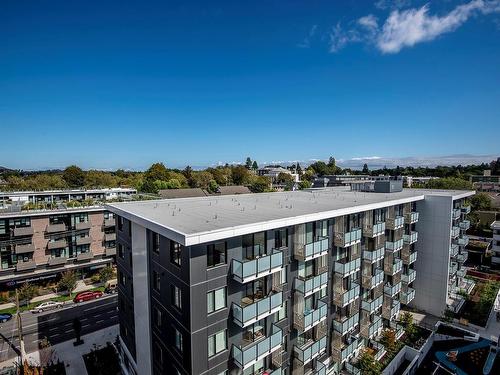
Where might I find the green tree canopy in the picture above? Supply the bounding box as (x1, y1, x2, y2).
(63, 165, 85, 187)
(470, 192, 492, 211)
(58, 270, 78, 296)
(425, 177, 473, 190)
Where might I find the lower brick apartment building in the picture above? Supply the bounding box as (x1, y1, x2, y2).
(107, 184, 474, 375)
(0, 188, 135, 288)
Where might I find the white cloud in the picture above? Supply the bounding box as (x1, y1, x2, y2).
(297, 24, 318, 48)
(328, 0, 500, 54)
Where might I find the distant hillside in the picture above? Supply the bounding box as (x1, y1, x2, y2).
(0, 166, 13, 173)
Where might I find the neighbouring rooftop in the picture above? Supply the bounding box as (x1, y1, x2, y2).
(107, 187, 474, 246)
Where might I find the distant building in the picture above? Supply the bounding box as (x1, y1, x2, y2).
(159, 186, 251, 199)
(491, 221, 500, 267)
(312, 174, 371, 188)
(403, 176, 438, 188)
(257, 167, 300, 183)
(470, 170, 500, 192)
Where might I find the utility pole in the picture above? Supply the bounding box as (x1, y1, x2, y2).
(15, 288, 27, 365)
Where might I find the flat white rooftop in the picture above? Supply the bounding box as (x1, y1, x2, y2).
(107, 187, 474, 246)
(0, 188, 137, 197)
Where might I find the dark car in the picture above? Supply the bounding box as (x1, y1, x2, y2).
(73, 290, 103, 303)
(0, 313, 13, 323)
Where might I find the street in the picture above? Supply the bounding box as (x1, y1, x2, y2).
(0, 294, 118, 362)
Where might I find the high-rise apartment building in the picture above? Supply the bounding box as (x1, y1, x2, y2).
(107, 186, 473, 375)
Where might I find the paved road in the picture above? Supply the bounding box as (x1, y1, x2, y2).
(0, 294, 118, 362)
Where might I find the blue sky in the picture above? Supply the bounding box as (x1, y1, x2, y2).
(1, 0, 499, 170)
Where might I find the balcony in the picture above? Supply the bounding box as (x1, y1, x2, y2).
(16, 259, 36, 271)
(404, 212, 419, 224)
(333, 283, 360, 308)
(401, 287, 415, 305)
(232, 325, 282, 370)
(384, 258, 402, 276)
(361, 295, 383, 314)
(232, 249, 283, 283)
(75, 221, 91, 230)
(105, 247, 117, 256)
(363, 222, 385, 238)
(459, 220, 470, 231)
(451, 226, 460, 238)
(334, 228, 362, 248)
(402, 269, 416, 284)
(104, 233, 116, 242)
(334, 258, 361, 276)
(403, 231, 418, 245)
(46, 223, 67, 233)
(362, 246, 384, 263)
(461, 205, 471, 214)
(449, 262, 458, 276)
(333, 312, 359, 335)
(386, 216, 404, 230)
(384, 282, 401, 297)
(15, 243, 35, 255)
(76, 251, 93, 261)
(331, 336, 361, 364)
(48, 256, 68, 266)
(452, 208, 461, 219)
(233, 291, 283, 328)
(389, 321, 405, 340)
(294, 335, 327, 366)
(294, 237, 329, 262)
(450, 243, 459, 257)
(104, 218, 116, 227)
(361, 315, 383, 340)
(401, 247, 417, 265)
(295, 272, 328, 297)
(362, 268, 384, 290)
(456, 251, 468, 264)
(13, 226, 34, 237)
(76, 236, 92, 246)
(47, 239, 67, 250)
(294, 300, 328, 332)
(382, 299, 400, 321)
(457, 235, 469, 247)
(386, 238, 403, 252)
(457, 268, 466, 279)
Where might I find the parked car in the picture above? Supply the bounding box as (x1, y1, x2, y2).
(0, 313, 12, 323)
(104, 279, 118, 294)
(73, 290, 103, 303)
(31, 301, 63, 313)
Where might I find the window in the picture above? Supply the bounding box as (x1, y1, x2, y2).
(274, 301, 287, 322)
(153, 307, 162, 328)
(119, 271, 126, 286)
(118, 244, 124, 259)
(153, 342, 163, 367)
(118, 216, 123, 231)
(152, 232, 160, 254)
(274, 228, 288, 249)
(208, 329, 227, 357)
(172, 285, 182, 310)
(207, 287, 226, 313)
(153, 271, 161, 292)
(128, 219, 132, 238)
(174, 327, 183, 352)
(207, 242, 226, 268)
(170, 241, 182, 266)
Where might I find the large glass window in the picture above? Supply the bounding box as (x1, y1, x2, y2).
(152, 233, 160, 255)
(274, 228, 288, 249)
(207, 242, 226, 268)
(172, 284, 182, 310)
(242, 232, 266, 259)
(174, 327, 183, 352)
(207, 287, 226, 313)
(153, 271, 161, 292)
(170, 241, 182, 266)
(208, 329, 227, 357)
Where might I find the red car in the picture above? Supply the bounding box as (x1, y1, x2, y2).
(73, 290, 103, 303)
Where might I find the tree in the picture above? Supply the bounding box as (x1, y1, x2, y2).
(63, 165, 85, 187)
(362, 163, 369, 174)
(245, 157, 253, 170)
(298, 180, 311, 190)
(250, 176, 271, 193)
(380, 328, 397, 355)
(58, 270, 78, 297)
(277, 172, 295, 191)
(357, 349, 382, 375)
(98, 266, 114, 283)
(144, 163, 169, 182)
(470, 193, 492, 211)
(191, 171, 213, 189)
(208, 179, 219, 193)
(231, 165, 251, 185)
(426, 177, 473, 190)
(18, 282, 38, 307)
(252, 160, 258, 170)
(308, 161, 329, 176)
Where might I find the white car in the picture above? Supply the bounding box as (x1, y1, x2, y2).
(31, 301, 63, 313)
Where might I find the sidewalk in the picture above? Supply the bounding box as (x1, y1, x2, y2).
(0, 324, 119, 374)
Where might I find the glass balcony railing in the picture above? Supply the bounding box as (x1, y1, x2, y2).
(294, 237, 329, 261)
(451, 226, 460, 238)
(382, 300, 400, 321)
(404, 212, 419, 224)
(334, 257, 361, 276)
(232, 291, 283, 328)
(362, 268, 384, 289)
(402, 269, 416, 284)
(231, 249, 283, 283)
(403, 231, 418, 244)
(361, 315, 383, 340)
(333, 283, 360, 307)
(459, 220, 470, 231)
(386, 238, 404, 252)
(386, 216, 404, 230)
(384, 258, 402, 275)
(331, 337, 361, 364)
(361, 294, 383, 314)
(456, 251, 468, 264)
(333, 312, 359, 335)
(449, 262, 458, 276)
(401, 248, 417, 265)
(363, 222, 386, 237)
(294, 300, 328, 332)
(362, 246, 385, 263)
(293, 335, 327, 365)
(461, 205, 471, 214)
(457, 235, 469, 247)
(452, 208, 461, 219)
(295, 272, 328, 297)
(232, 325, 282, 370)
(401, 287, 415, 305)
(450, 243, 459, 257)
(457, 268, 466, 278)
(334, 228, 362, 247)
(384, 281, 401, 297)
